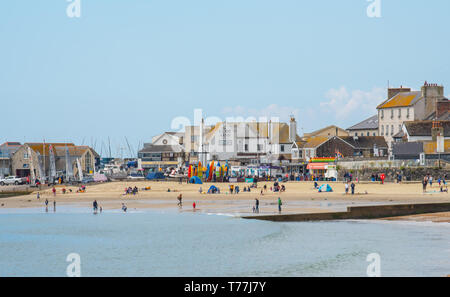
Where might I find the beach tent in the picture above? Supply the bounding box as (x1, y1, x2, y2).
(207, 185, 218, 193)
(189, 176, 203, 184)
(318, 184, 333, 193)
(146, 172, 166, 180)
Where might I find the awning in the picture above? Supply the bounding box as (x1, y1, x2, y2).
(307, 163, 328, 170)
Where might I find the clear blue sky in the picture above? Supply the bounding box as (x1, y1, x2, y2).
(1, 0, 449, 157)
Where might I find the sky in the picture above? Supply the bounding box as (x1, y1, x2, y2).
(1, 0, 449, 157)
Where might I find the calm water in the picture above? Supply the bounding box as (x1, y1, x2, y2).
(0, 208, 449, 277)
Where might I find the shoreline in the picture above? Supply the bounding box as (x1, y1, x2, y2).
(1, 180, 450, 223)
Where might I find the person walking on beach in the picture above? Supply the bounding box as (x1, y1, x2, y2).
(93, 200, 98, 214)
(52, 187, 56, 196)
(122, 203, 127, 212)
(45, 198, 49, 212)
(345, 182, 349, 195)
(36, 192, 40, 200)
(351, 182, 355, 195)
(193, 201, 196, 211)
(277, 197, 282, 214)
(429, 176, 433, 188)
(177, 194, 183, 208)
(422, 176, 428, 193)
(53, 200, 56, 212)
(255, 198, 259, 214)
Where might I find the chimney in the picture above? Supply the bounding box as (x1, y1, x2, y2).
(432, 121, 443, 142)
(289, 116, 297, 143)
(422, 82, 445, 118)
(388, 86, 411, 100)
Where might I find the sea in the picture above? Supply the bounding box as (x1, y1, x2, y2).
(0, 207, 449, 277)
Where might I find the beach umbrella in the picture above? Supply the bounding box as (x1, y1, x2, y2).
(205, 163, 210, 180)
(198, 162, 203, 178)
(215, 162, 221, 177)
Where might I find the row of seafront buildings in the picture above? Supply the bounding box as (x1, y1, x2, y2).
(1, 81, 448, 181)
(139, 81, 450, 179)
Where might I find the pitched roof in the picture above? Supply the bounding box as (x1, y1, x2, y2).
(339, 136, 388, 149)
(26, 143, 76, 156)
(347, 115, 378, 131)
(404, 121, 450, 137)
(54, 146, 100, 158)
(302, 136, 329, 149)
(139, 144, 184, 153)
(377, 91, 422, 109)
(304, 125, 348, 138)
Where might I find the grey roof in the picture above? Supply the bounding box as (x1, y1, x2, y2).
(404, 121, 450, 137)
(392, 142, 424, 156)
(139, 144, 184, 153)
(339, 136, 388, 149)
(347, 115, 378, 131)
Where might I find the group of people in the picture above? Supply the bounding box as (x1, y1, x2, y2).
(124, 186, 139, 195)
(422, 175, 448, 193)
(252, 197, 282, 214)
(344, 182, 356, 195)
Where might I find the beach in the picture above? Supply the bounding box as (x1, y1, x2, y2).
(1, 181, 449, 222)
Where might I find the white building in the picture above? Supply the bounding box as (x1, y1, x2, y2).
(203, 118, 301, 164)
(376, 82, 446, 152)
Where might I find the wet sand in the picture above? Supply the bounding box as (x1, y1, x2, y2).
(0, 181, 449, 221)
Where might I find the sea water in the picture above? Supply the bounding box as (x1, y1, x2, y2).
(0, 208, 449, 277)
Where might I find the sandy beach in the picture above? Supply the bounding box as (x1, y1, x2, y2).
(1, 181, 449, 222)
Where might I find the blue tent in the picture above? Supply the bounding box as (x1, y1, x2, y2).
(146, 172, 166, 180)
(207, 185, 218, 193)
(189, 176, 203, 184)
(318, 184, 333, 193)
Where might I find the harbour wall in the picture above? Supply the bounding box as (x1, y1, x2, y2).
(242, 202, 450, 222)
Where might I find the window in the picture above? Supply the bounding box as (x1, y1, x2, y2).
(23, 153, 29, 159)
(281, 145, 285, 152)
(381, 110, 384, 119)
(381, 125, 384, 136)
(244, 144, 249, 152)
(391, 125, 394, 136)
(373, 132, 376, 136)
(386, 125, 389, 136)
(407, 108, 410, 119)
(367, 132, 370, 136)
(398, 109, 401, 119)
(390, 109, 394, 119)
(257, 144, 263, 151)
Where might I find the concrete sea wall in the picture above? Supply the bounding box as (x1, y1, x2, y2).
(242, 202, 450, 222)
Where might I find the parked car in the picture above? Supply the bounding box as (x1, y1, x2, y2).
(0, 176, 26, 186)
